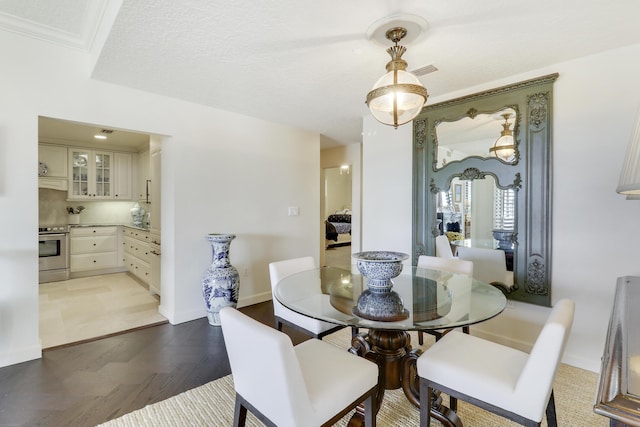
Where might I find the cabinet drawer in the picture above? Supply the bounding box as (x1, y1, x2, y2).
(71, 226, 118, 237)
(71, 252, 119, 272)
(124, 254, 150, 284)
(123, 227, 150, 242)
(135, 260, 151, 283)
(71, 235, 117, 254)
(123, 237, 150, 262)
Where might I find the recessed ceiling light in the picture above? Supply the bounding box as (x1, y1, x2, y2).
(94, 134, 107, 140)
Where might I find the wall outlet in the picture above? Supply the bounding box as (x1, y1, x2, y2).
(288, 207, 299, 216)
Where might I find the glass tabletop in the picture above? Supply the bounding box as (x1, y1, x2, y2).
(275, 266, 507, 331)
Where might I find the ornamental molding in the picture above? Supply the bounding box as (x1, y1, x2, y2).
(420, 73, 558, 111)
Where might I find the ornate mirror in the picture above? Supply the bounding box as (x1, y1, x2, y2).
(435, 107, 519, 168)
(413, 74, 557, 306)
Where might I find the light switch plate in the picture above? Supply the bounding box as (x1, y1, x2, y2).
(288, 207, 299, 216)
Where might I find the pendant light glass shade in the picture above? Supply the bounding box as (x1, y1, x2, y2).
(489, 114, 516, 161)
(366, 27, 428, 128)
(617, 106, 640, 199)
(367, 70, 427, 127)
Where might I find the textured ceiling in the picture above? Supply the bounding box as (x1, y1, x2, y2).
(3, 1, 640, 148)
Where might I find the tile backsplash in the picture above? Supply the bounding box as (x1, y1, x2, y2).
(39, 188, 150, 226)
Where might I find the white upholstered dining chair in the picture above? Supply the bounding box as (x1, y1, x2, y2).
(415, 255, 474, 345)
(269, 256, 348, 339)
(220, 307, 378, 427)
(435, 235, 455, 258)
(417, 299, 575, 427)
(456, 246, 516, 293)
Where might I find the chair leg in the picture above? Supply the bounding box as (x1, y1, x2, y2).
(233, 395, 248, 427)
(275, 319, 283, 331)
(351, 326, 359, 338)
(545, 390, 557, 427)
(419, 378, 431, 427)
(418, 331, 424, 345)
(364, 390, 376, 427)
(462, 325, 469, 334)
(450, 395, 458, 412)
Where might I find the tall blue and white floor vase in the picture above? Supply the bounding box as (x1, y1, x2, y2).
(202, 233, 239, 326)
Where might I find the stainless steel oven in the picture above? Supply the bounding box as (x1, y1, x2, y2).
(39, 225, 69, 283)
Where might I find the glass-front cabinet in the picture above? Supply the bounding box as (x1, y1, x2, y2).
(69, 149, 112, 199)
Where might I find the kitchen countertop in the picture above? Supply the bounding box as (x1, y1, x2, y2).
(70, 224, 150, 232)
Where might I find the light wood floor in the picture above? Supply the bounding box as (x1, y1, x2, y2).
(39, 272, 167, 349)
(324, 242, 351, 269)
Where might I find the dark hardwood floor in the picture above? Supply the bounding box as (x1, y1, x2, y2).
(0, 301, 309, 427)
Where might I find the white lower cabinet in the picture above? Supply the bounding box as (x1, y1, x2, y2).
(149, 232, 161, 296)
(70, 226, 123, 275)
(123, 226, 152, 286)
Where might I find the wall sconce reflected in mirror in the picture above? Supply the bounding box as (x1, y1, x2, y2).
(617, 106, 640, 200)
(489, 113, 516, 161)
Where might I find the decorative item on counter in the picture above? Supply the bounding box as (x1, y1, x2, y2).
(66, 206, 85, 214)
(66, 206, 85, 225)
(202, 233, 240, 326)
(130, 202, 145, 228)
(351, 251, 410, 321)
(492, 229, 515, 250)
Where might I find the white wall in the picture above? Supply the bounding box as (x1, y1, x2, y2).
(0, 30, 320, 367)
(363, 43, 640, 372)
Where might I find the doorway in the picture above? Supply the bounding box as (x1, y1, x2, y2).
(323, 165, 352, 269)
(38, 117, 165, 348)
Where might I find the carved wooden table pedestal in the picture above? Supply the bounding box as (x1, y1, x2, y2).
(346, 329, 462, 427)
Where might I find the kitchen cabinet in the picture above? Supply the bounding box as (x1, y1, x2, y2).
(149, 138, 161, 233)
(123, 226, 152, 287)
(69, 149, 113, 199)
(68, 150, 135, 200)
(70, 226, 123, 276)
(137, 149, 150, 202)
(149, 232, 161, 296)
(38, 144, 68, 190)
(114, 152, 135, 200)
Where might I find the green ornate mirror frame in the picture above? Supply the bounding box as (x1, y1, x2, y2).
(413, 74, 558, 306)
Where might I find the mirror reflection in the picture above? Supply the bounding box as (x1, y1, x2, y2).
(438, 175, 515, 271)
(413, 74, 557, 306)
(435, 107, 517, 168)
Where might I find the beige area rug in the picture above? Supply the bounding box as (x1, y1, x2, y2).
(98, 329, 607, 427)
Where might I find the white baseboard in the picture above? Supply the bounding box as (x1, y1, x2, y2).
(0, 344, 42, 368)
(471, 327, 601, 373)
(238, 291, 272, 308)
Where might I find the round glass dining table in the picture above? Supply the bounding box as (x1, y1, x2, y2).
(275, 265, 507, 427)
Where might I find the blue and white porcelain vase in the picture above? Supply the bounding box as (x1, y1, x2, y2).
(202, 233, 240, 326)
(130, 202, 145, 227)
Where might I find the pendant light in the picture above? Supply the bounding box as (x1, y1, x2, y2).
(490, 113, 516, 161)
(366, 27, 428, 128)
